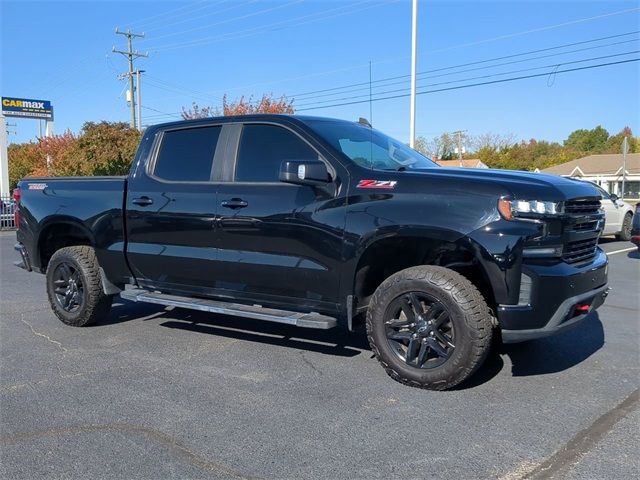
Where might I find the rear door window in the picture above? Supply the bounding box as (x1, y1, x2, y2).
(154, 126, 221, 182)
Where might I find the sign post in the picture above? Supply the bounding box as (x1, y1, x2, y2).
(1, 96, 54, 196)
(0, 113, 9, 197)
(621, 136, 629, 200)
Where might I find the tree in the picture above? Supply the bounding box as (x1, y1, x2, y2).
(7, 131, 77, 188)
(222, 94, 294, 115)
(564, 125, 609, 153)
(8, 122, 141, 184)
(61, 122, 141, 176)
(472, 132, 516, 151)
(181, 102, 217, 120)
(8, 143, 41, 189)
(414, 133, 467, 159)
(180, 94, 295, 120)
(604, 127, 639, 154)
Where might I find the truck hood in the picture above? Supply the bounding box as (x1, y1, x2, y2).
(407, 167, 600, 201)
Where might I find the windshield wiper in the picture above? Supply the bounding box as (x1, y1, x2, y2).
(382, 166, 407, 172)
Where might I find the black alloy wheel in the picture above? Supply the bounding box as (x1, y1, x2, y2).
(385, 292, 455, 369)
(46, 246, 113, 327)
(366, 265, 494, 390)
(52, 262, 85, 313)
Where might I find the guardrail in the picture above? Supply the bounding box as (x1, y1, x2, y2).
(1, 194, 16, 230)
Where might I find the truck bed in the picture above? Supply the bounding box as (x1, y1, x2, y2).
(16, 176, 129, 283)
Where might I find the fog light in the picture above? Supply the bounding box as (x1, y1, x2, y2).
(522, 246, 563, 258)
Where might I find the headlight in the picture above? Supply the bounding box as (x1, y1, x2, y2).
(498, 198, 562, 220)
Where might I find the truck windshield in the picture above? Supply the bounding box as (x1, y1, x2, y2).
(305, 119, 438, 171)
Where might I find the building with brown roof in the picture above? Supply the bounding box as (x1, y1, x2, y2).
(537, 153, 640, 199)
(435, 159, 488, 169)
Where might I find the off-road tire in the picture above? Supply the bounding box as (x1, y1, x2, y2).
(616, 213, 633, 241)
(46, 246, 113, 327)
(366, 265, 493, 390)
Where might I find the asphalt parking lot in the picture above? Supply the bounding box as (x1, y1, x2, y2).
(0, 231, 638, 479)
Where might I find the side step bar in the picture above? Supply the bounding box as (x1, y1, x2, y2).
(120, 288, 337, 329)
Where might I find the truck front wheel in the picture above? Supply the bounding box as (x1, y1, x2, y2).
(366, 265, 493, 390)
(46, 246, 113, 327)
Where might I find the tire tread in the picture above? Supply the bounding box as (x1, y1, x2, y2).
(366, 265, 493, 390)
(46, 246, 112, 327)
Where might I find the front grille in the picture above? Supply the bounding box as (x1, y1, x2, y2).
(563, 237, 599, 264)
(564, 199, 601, 215)
(570, 220, 599, 232)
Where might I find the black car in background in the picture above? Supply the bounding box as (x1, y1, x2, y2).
(631, 203, 640, 251)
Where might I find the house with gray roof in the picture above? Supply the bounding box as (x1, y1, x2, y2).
(537, 153, 640, 199)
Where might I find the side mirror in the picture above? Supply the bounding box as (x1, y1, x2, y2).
(609, 193, 618, 201)
(280, 160, 330, 186)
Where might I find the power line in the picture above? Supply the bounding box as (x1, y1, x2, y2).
(295, 50, 640, 108)
(418, 6, 640, 58)
(296, 58, 640, 112)
(293, 37, 640, 104)
(138, 28, 639, 105)
(144, 76, 220, 105)
(143, 0, 300, 43)
(142, 55, 639, 118)
(290, 31, 640, 100)
(142, 105, 182, 119)
(123, 0, 211, 31)
(145, 0, 397, 52)
(143, 0, 255, 34)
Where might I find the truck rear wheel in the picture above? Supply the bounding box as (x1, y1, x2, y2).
(46, 246, 113, 327)
(366, 265, 493, 390)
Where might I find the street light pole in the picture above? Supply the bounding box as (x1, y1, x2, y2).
(409, 0, 418, 148)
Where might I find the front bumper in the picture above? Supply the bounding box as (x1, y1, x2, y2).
(499, 248, 608, 343)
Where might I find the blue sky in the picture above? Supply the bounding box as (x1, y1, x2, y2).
(1, 0, 639, 146)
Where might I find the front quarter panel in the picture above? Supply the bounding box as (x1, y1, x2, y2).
(340, 171, 510, 301)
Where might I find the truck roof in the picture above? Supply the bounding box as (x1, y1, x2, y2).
(149, 114, 353, 130)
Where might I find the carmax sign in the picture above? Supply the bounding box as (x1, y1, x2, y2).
(2, 96, 53, 120)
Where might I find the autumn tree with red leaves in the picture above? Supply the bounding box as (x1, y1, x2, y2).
(181, 94, 294, 120)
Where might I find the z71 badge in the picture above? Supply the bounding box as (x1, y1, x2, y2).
(357, 180, 397, 189)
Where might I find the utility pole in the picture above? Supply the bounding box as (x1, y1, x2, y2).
(113, 29, 147, 129)
(452, 130, 466, 167)
(409, 0, 418, 148)
(621, 136, 629, 199)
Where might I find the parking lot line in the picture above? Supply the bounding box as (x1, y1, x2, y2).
(606, 247, 637, 255)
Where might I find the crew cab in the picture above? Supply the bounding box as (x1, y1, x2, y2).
(14, 115, 610, 390)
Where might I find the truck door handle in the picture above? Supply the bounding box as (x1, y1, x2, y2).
(221, 198, 248, 209)
(132, 196, 154, 206)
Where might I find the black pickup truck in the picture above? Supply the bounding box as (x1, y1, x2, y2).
(14, 115, 610, 390)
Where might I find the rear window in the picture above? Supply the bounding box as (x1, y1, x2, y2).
(154, 126, 221, 182)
